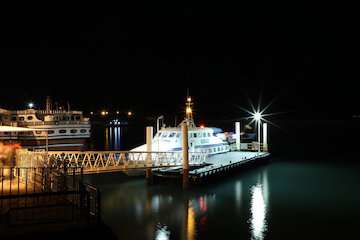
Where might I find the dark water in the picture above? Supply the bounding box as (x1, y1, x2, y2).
(83, 121, 360, 239)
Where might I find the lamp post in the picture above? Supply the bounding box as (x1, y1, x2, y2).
(156, 115, 164, 133)
(156, 115, 164, 154)
(253, 112, 262, 154)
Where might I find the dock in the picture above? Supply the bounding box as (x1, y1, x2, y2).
(154, 151, 270, 183)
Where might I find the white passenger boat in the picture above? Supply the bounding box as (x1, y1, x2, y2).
(132, 96, 230, 155)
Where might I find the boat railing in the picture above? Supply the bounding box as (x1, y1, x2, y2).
(16, 121, 90, 127)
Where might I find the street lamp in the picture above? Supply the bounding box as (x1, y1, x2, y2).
(156, 115, 164, 133)
(253, 112, 262, 154)
(156, 115, 164, 154)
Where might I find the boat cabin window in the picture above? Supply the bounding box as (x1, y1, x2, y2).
(59, 130, 67, 134)
(80, 129, 87, 133)
(35, 131, 42, 134)
(162, 133, 168, 138)
(27, 116, 33, 120)
(193, 133, 197, 138)
(169, 132, 175, 138)
(19, 117, 24, 121)
(70, 129, 77, 134)
(75, 115, 80, 120)
(11, 116, 16, 121)
(48, 130, 55, 134)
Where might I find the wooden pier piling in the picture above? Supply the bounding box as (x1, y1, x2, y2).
(146, 126, 153, 184)
(182, 123, 189, 189)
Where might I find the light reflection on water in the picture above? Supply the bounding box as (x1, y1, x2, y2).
(85, 169, 269, 240)
(249, 171, 269, 240)
(104, 126, 121, 150)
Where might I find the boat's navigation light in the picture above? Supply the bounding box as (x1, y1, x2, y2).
(187, 97, 192, 102)
(200, 125, 205, 128)
(186, 106, 192, 114)
(127, 111, 133, 117)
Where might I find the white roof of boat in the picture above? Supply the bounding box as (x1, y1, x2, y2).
(159, 127, 214, 132)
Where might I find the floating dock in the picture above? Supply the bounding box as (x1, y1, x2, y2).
(153, 151, 270, 183)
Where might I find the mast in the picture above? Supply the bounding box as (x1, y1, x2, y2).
(179, 93, 196, 128)
(46, 96, 52, 113)
(185, 96, 193, 121)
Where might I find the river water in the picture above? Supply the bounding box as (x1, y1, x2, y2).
(83, 121, 360, 239)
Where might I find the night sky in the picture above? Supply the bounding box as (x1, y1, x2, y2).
(0, 4, 342, 121)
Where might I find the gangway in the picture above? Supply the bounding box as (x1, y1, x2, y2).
(15, 150, 208, 174)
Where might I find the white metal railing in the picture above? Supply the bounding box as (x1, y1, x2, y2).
(16, 121, 90, 127)
(15, 150, 207, 173)
(230, 142, 268, 152)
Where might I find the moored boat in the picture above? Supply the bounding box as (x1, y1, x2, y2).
(0, 97, 91, 150)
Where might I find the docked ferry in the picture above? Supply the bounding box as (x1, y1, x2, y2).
(0, 97, 91, 150)
(132, 97, 230, 155)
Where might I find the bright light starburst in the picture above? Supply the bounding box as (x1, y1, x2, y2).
(234, 96, 282, 129)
